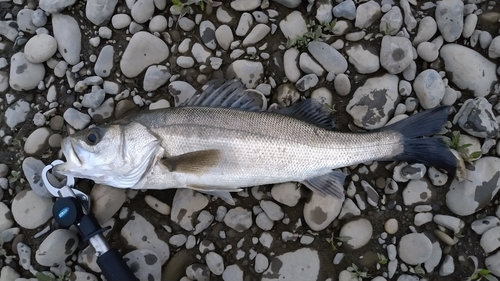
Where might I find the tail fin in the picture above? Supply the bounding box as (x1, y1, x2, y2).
(382, 106, 457, 174)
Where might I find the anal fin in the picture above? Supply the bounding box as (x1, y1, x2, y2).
(195, 190, 236, 205)
(161, 149, 221, 175)
(301, 170, 346, 200)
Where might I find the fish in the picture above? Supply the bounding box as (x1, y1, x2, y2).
(54, 79, 457, 204)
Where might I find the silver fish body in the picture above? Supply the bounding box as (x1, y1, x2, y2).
(55, 80, 456, 200)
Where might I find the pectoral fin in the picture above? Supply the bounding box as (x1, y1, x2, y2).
(194, 190, 236, 205)
(161, 149, 221, 174)
(301, 171, 346, 200)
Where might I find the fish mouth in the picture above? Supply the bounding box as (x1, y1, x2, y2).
(59, 138, 83, 167)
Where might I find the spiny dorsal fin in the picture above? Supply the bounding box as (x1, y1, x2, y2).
(301, 170, 346, 200)
(161, 149, 221, 174)
(183, 79, 265, 111)
(276, 99, 335, 130)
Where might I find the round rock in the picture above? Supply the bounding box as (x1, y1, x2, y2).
(206, 252, 224, 275)
(52, 13, 81, 65)
(303, 192, 343, 231)
(123, 249, 161, 281)
(413, 69, 445, 109)
(9, 52, 45, 91)
(226, 60, 263, 88)
(24, 127, 52, 155)
(380, 35, 414, 74)
(446, 157, 500, 216)
(12, 190, 53, 229)
(224, 207, 253, 232)
(339, 218, 373, 249)
(120, 32, 169, 78)
(36, 229, 79, 266)
(435, 0, 464, 42)
(398, 233, 433, 265)
(170, 189, 209, 231)
(24, 34, 57, 63)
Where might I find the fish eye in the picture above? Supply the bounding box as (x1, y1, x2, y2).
(85, 129, 101, 145)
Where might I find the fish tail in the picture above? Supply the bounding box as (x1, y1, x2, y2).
(383, 106, 457, 174)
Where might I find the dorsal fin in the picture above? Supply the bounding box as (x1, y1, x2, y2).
(276, 99, 335, 130)
(183, 79, 264, 111)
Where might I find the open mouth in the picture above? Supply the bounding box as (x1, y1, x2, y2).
(60, 138, 82, 167)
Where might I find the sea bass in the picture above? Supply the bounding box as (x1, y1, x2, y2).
(54, 79, 457, 202)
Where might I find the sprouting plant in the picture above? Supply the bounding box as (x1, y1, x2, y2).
(326, 234, 352, 251)
(409, 264, 425, 277)
(286, 19, 337, 49)
(377, 253, 388, 265)
(469, 269, 498, 281)
(467, 256, 498, 281)
(36, 270, 72, 281)
(170, 0, 221, 19)
(442, 131, 481, 162)
(8, 170, 25, 184)
(347, 263, 370, 279)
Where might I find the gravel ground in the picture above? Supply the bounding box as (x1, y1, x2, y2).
(1, 0, 500, 280)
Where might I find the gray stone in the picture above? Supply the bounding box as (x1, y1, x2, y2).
(380, 35, 414, 74)
(120, 32, 169, 78)
(308, 41, 347, 74)
(215, 25, 233, 50)
(88, 97, 114, 121)
(433, 214, 464, 233)
(380, 6, 403, 35)
(24, 127, 51, 155)
(489, 35, 500, 59)
(206, 252, 224, 275)
(480, 226, 500, 254)
(332, 0, 355, 20)
(412, 16, 437, 46)
(261, 248, 319, 281)
(271, 182, 301, 207)
(303, 192, 342, 231)
(36, 229, 79, 266)
(82, 86, 106, 108)
(11, 190, 53, 229)
(436, 0, 464, 42)
(143, 65, 171, 92)
(186, 264, 210, 281)
(339, 218, 372, 249)
(123, 249, 161, 281)
(471, 216, 500, 235)
(479, 31, 493, 49)
(39, 0, 76, 13)
(260, 200, 284, 221)
(131, 0, 155, 23)
(403, 180, 434, 206)
(242, 24, 271, 47)
(255, 253, 269, 273)
(231, 0, 261, 11)
(121, 212, 170, 264)
(149, 15, 168, 32)
(453, 97, 498, 138)
(283, 48, 301, 83)
(440, 44, 498, 97)
(355, 1, 381, 29)
(5, 99, 31, 129)
(346, 74, 399, 130)
(224, 207, 253, 232)
(400, 0, 417, 31)
(63, 108, 91, 130)
(170, 189, 209, 231)
(296, 74, 319, 92)
(86, 0, 118, 26)
(256, 212, 274, 230)
(0, 202, 13, 232)
(485, 251, 500, 277)
(94, 45, 114, 78)
(168, 81, 197, 106)
(463, 14, 477, 39)
(346, 44, 380, 74)
(24, 34, 57, 64)
(16, 9, 36, 34)
(446, 157, 500, 216)
(31, 8, 47, 27)
(112, 14, 132, 29)
(52, 14, 81, 65)
(398, 233, 433, 265)
(236, 12, 253, 37)
(271, 0, 301, 8)
(226, 60, 263, 88)
(90, 184, 127, 224)
(417, 42, 439, 62)
(9, 52, 45, 91)
(200, 20, 216, 50)
(334, 73, 351, 96)
(279, 11, 308, 41)
(413, 69, 445, 109)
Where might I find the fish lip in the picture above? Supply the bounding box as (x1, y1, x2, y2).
(61, 138, 82, 167)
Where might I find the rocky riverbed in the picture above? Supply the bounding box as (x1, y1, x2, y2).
(0, 0, 500, 280)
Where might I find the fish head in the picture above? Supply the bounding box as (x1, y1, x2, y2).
(55, 122, 163, 188)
